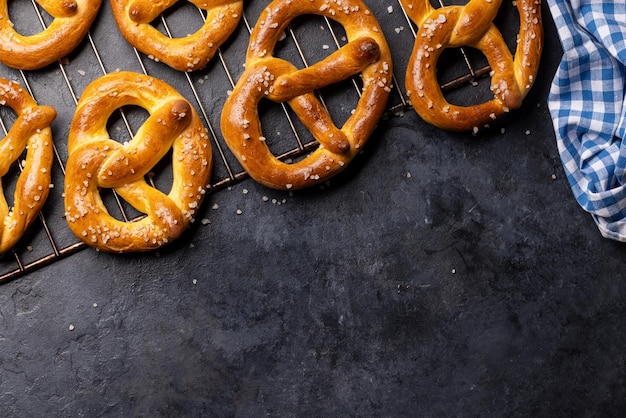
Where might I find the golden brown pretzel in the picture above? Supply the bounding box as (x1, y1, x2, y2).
(0, 79, 56, 253)
(0, 0, 102, 70)
(64, 72, 212, 253)
(400, 0, 543, 132)
(110, 0, 243, 72)
(220, 0, 393, 190)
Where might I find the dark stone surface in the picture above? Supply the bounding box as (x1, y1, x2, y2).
(0, 1, 625, 417)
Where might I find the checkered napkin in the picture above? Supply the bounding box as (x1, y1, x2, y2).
(547, 0, 626, 241)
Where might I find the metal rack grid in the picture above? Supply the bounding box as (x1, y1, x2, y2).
(0, 0, 498, 283)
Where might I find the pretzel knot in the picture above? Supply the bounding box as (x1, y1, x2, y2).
(0, 0, 102, 70)
(220, 0, 393, 190)
(111, 0, 243, 72)
(64, 72, 212, 253)
(0, 79, 56, 253)
(401, 0, 543, 132)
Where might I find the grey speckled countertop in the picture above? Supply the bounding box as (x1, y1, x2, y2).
(0, 1, 624, 416)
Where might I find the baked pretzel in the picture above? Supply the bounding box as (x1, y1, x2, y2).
(110, 0, 243, 72)
(0, 79, 56, 253)
(400, 0, 543, 132)
(64, 72, 212, 253)
(0, 0, 102, 70)
(220, 0, 392, 190)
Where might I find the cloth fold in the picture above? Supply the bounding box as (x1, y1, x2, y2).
(547, 0, 626, 240)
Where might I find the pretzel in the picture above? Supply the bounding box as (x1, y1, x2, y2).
(220, 0, 392, 190)
(0, 0, 102, 70)
(64, 72, 212, 253)
(400, 0, 543, 132)
(0, 79, 56, 253)
(110, 0, 243, 72)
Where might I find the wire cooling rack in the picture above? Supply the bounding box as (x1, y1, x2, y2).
(0, 0, 502, 282)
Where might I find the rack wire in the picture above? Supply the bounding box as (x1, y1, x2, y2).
(0, 0, 498, 283)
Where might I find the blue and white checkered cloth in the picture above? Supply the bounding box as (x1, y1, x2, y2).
(547, 0, 626, 241)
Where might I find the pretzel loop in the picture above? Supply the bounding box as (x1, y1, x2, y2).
(111, 0, 243, 72)
(0, 79, 56, 253)
(64, 72, 212, 253)
(0, 0, 102, 70)
(401, 0, 543, 131)
(221, 0, 393, 190)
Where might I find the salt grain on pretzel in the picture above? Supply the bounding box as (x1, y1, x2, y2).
(400, 0, 543, 132)
(110, 0, 243, 72)
(0, 78, 56, 253)
(0, 0, 102, 70)
(220, 0, 393, 190)
(64, 72, 212, 253)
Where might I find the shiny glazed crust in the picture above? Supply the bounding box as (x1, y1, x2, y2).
(400, 0, 543, 132)
(0, 79, 56, 253)
(110, 0, 243, 72)
(64, 72, 212, 253)
(220, 0, 393, 190)
(0, 0, 103, 70)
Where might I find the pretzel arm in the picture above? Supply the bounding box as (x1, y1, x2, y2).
(0, 106, 55, 176)
(114, 181, 185, 239)
(98, 100, 192, 188)
(270, 37, 380, 102)
(514, 0, 543, 96)
(169, 119, 212, 212)
(447, 0, 502, 47)
(473, 25, 521, 109)
(8, 129, 54, 241)
(288, 93, 350, 155)
(36, 0, 78, 17)
(127, 0, 178, 23)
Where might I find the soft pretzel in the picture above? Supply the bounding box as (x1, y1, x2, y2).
(0, 79, 56, 253)
(0, 0, 102, 70)
(400, 0, 543, 132)
(110, 0, 243, 72)
(64, 72, 212, 253)
(220, 0, 393, 190)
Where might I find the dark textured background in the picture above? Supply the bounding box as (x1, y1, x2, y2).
(0, 1, 624, 416)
